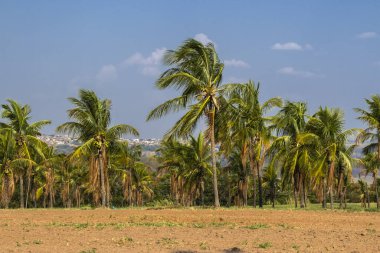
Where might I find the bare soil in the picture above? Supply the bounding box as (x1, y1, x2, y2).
(0, 208, 379, 252)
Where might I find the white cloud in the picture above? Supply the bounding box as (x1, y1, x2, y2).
(224, 59, 249, 68)
(357, 32, 377, 39)
(194, 33, 216, 46)
(124, 48, 167, 76)
(278, 66, 320, 78)
(272, 42, 313, 51)
(95, 64, 118, 83)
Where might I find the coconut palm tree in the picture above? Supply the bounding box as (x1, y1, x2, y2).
(262, 159, 280, 208)
(217, 81, 281, 207)
(307, 107, 356, 209)
(271, 101, 316, 208)
(156, 139, 187, 204)
(0, 130, 36, 208)
(355, 94, 380, 209)
(34, 146, 61, 208)
(57, 89, 139, 207)
(182, 132, 212, 206)
(0, 99, 50, 208)
(147, 39, 226, 207)
(360, 152, 379, 209)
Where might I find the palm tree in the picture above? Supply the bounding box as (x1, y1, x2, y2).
(262, 159, 280, 208)
(182, 133, 212, 206)
(34, 146, 61, 208)
(0, 130, 35, 208)
(57, 89, 139, 207)
(355, 94, 380, 209)
(156, 139, 187, 205)
(217, 81, 281, 207)
(307, 107, 355, 209)
(147, 39, 226, 207)
(271, 101, 315, 208)
(131, 164, 153, 206)
(360, 152, 379, 208)
(0, 99, 50, 208)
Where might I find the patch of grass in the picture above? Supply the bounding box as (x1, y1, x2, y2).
(74, 223, 89, 229)
(79, 248, 96, 253)
(258, 242, 272, 249)
(243, 223, 269, 230)
(130, 221, 180, 227)
(112, 236, 133, 246)
(199, 241, 210, 250)
(366, 228, 376, 234)
(156, 237, 178, 246)
(278, 223, 294, 229)
(292, 244, 300, 250)
(33, 239, 42, 245)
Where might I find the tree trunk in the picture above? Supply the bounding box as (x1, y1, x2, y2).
(98, 149, 106, 208)
(257, 161, 263, 208)
(200, 179, 205, 206)
(366, 187, 370, 208)
(374, 173, 379, 209)
(299, 174, 305, 208)
(322, 177, 327, 208)
(209, 109, 220, 207)
(304, 178, 308, 208)
(329, 185, 334, 209)
(227, 169, 232, 207)
(338, 170, 344, 209)
(19, 176, 24, 208)
(25, 171, 31, 208)
(293, 187, 298, 208)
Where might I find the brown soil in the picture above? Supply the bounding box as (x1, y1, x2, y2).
(0, 208, 378, 252)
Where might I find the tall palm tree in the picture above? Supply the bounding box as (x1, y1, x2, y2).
(57, 89, 139, 207)
(262, 159, 280, 208)
(147, 39, 226, 207)
(217, 81, 281, 207)
(34, 146, 61, 208)
(307, 107, 355, 209)
(355, 94, 380, 209)
(0, 130, 35, 208)
(182, 133, 212, 206)
(360, 152, 379, 209)
(271, 101, 315, 208)
(156, 139, 186, 205)
(0, 99, 50, 208)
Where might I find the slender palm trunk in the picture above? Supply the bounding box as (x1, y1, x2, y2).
(374, 173, 379, 209)
(293, 172, 298, 208)
(19, 175, 24, 208)
(338, 170, 344, 209)
(25, 169, 31, 208)
(128, 169, 133, 206)
(271, 183, 275, 208)
(2, 174, 10, 208)
(377, 139, 380, 209)
(299, 174, 305, 208)
(98, 147, 106, 208)
(209, 109, 220, 207)
(257, 161, 263, 208)
(322, 176, 327, 208)
(226, 169, 232, 207)
(200, 178, 205, 206)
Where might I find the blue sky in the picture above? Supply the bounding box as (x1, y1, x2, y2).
(0, 1, 379, 138)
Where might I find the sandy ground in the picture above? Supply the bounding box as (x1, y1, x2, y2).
(0, 208, 379, 253)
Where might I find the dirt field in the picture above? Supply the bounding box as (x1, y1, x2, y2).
(0, 208, 379, 253)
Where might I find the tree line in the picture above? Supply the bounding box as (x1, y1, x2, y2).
(0, 39, 378, 209)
